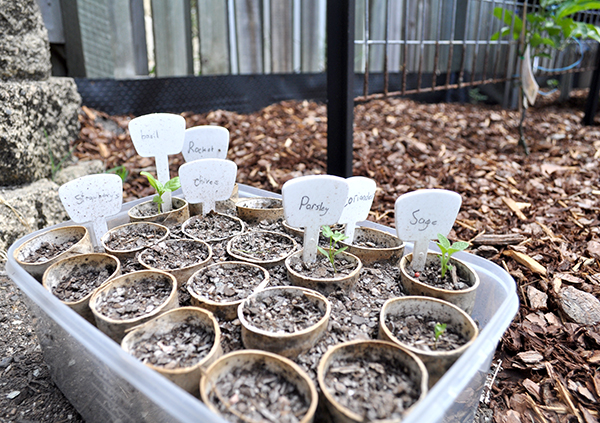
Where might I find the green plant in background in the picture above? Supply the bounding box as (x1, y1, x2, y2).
(140, 171, 181, 213)
(434, 322, 447, 349)
(491, 0, 600, 154)
(435, 234, 469, 279)
(105, 165, 129, 182)
(317, 225, 349, 272)
(468, 88, 488, 105)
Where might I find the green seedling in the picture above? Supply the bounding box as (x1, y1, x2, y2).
(434, 322, 447, 349)
(317, 225, 349, 272)
(140, 171, 181, 214)
(436, 234, 469, 279)
(105, 165, 129, 182)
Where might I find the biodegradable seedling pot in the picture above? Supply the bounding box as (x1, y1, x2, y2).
(187, 261, 269, 320)
(226, 230, 297, 268)
(399, 252, 480, 314)
(285, 249, 362, 295)
(200, 350, 318, 423)
(101, 222, 169, 260)
(181, 212, 245, 243)
(14, 225, 93, 281)
(89, 270, 179, 342)
(121, 307, 222, 396)
(42, 253, 121, 324)
(138, 239, 212, 288)
(379, 296, 478, 387)
(235, 197, 284, 223)
(188, 184, 239, 216)
(128, 197, 190, 225)
(317, 340, 428, 423)
(238, 286, 331, 358)
(340, 226, 405, 265)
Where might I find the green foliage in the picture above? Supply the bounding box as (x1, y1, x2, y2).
(317, 225, 349, 272)
(492, 0, 600, 58)
(468, 88, 488, 105)
(140, 171, 181, 213)
(46, 129, 75, 181)
(436, 234, 469, 279)
(434, 322, 447, 343)
(105, 165, 129, 182)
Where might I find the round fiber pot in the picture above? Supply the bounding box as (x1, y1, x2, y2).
(181, 212, 245, 243)
(121, 306, 222, 396)
(200, 350, 318, 423)
(189, 183, 240, 216)
(340, 226, 404, 265)
(42, 253, 121, 324)
(226, 230, 297, 268)
(379, 296, 478, 387)
(138, 239, 212, 288)
(285, 249, 362, 295)
(89, 270, 178, 342)
(14, 225, 93, 281)
(238, 286, 331, 358)
(399, 252, 480, 314)
(187, 261, 269, 320)
(128, 197, 189, 225)
(317, 340, 428, 423)
(235, 197, 284, 223)
(100, 222, 169, 260)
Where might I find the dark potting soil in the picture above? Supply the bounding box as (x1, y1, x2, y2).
(183, 212, 243, 241)
(187, 263, 266, 302)
(19, 237, 80, 263)
(128, 317, 215, 369)
(288, 253, 357, 279)
(386, 313, 469, 352)
(119, 256, 146, 274)
(51, 263, 117, 302)
(210, 361, 310, 423)
(229, 231, 296, 262)
(242, 290, 324, 334)
(324, 353, 421, 421)
(351, 232, 398, 249)
(94, 276, 172, 320)
(129, 199, 184, 217)
(139, 239, 210, 270)
(103, 223, 167, 251)
(407, 259, 472, 291)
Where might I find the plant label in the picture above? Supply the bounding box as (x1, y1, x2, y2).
(179, 158, 237, 215)
(58, 174, 123, 247)
(128, 113, 186, 212)
(394, 189, 462, 271)
(339, 176, 376, 242)
(182, 126, 229, 162)
(282, 175, 349, 263)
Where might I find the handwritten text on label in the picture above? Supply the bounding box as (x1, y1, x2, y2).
(75, 192, 121, 205)
(410, 209, 437, 231)
(140, 130, 159, 140)
(188, 141, 217, 155)
(193, 176, 219, 186)
(299, 196, 330, 216)
(344, 192, 374, 207)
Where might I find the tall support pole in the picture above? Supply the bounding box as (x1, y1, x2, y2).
(583, 47, 600, 125)
(327, 0, 355, 177)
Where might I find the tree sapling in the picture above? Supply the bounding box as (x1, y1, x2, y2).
(435, 234, 469, 279)
(317, 225, 349, 272)
(140, 171, 181, 214)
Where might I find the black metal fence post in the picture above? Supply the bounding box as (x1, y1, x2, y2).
(583, 47, 600, 125)
(326, 0, 355, 177)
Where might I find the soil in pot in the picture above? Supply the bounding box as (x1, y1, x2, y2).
(207, 360, 310, 423)
(228, 231, 296, 264)
(138, 240, 210, 271)
(287, 253, 357, 279)
(322, 349, 422, 421)
(49, 261, 118, 303)
(187, 263, 267, 304)
(385, 313, 469, 352)
(242, 290, 324, 334)
(19, 237, 82, 264)
(405, 258, 472, 291)
(102, 223, 168, 252)
(126, 315, 215, 370)
(183, 212, 244, 242)
(129, 197, 187, 219)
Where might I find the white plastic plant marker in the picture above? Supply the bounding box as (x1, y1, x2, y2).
(338, 176, 376, 242)
(179, 158, 237, 215)
(394, 189, 462, 271)
(58, 174, 123, 247)
(128, 113, 186, 212)
(182, 126, 229, 162)
(282, 175, 349, 263)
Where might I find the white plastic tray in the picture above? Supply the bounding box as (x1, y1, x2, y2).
(6, 184, 518, 423)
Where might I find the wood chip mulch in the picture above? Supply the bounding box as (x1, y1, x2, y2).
(73, 90, 600, 422)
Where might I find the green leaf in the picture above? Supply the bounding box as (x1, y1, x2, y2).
(317, 246, 328, 257)
(332, 231, 349, 243)
(164, 176, 181, 192)
(333, 246, 348, 256)
(437, 234, 451, 249)
(450, 241, 470, 252)
(557, 1, 600, 19)
(141, 171, 164, 194)
(434, 323, 447, 341)
(321, 225, 334, 238)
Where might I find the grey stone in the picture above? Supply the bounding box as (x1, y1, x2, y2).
(0, 78, 81, 185)
(0, 179, 68, 254)
(0, 0, 51, 80)
(53, 160, 106, 186)
(559, 285, 600, 326)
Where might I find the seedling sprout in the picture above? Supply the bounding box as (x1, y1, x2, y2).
(436, 234, 469, 278)
(140, 171, 181, 214)
(317, 225, 349, 272)
(434, 322, 447, 349)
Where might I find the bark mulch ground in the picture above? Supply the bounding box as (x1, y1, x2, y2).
(2, 90, 600, 422)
